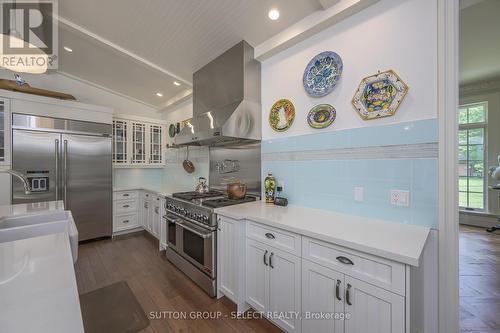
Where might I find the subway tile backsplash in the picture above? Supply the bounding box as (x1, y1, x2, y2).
(262, 119, 438, 228)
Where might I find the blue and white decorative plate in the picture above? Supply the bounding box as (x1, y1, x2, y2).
(303, 51, 343, 97)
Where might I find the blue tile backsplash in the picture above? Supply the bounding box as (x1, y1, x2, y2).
(263, 119, 438, 228)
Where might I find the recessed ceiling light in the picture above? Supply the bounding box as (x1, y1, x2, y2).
(173, 81, 181, 86)
(156, 92, 163, 97)
(268, 9, 280, 20)
(63, 46, 73, 53)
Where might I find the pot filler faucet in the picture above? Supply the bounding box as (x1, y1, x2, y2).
(0, 169, 32, 195)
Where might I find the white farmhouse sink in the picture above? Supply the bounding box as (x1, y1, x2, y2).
(0, 211, 79, 262)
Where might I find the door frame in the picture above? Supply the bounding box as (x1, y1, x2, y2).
(437, 0, 459, 332)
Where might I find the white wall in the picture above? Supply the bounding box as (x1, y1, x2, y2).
(261, 0, 438, 140)
(0, 70, 160, 119)
(260, 1, 438, 331)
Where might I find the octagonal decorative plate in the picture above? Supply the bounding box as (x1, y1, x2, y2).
(303, 51, 343, 97)
(352, 69, 409, 120)
(269, 99, 295, 132)
(307, 104, 336, 129)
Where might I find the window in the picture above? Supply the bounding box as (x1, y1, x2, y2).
(458, 102, 487, 210)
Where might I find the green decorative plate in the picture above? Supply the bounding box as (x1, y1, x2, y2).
(269, 99, 295, 132)
(307, 104, 336, 129)
(169, 124, 176, 138)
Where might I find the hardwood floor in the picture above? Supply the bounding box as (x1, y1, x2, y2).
(75, 231, 282, 333)
(460, 225, 500, 333)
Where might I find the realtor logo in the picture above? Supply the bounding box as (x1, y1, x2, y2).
(0, 0, 58, 73)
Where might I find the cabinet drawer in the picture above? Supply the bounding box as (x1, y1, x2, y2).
(113, 213, 139, 231)
(246, 221, 301, 256)
(114, 199, 138, 214)
(113, 190, 137, 200)
(302, 237, 406, 296)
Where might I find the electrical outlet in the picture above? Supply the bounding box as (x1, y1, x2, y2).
(390, 190, 410, 207)
(354, 187, 364, 201)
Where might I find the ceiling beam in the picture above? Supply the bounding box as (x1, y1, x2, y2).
(157, 89, 192, 113)
(55, 15, 192, 87)
(254, 0, 379, 61)
(318, 0, 341, 10)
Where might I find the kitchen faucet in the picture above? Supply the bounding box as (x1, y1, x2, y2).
(0, 169, 32, 194)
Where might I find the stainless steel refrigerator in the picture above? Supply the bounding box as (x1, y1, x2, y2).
(12, 114, 113, 241)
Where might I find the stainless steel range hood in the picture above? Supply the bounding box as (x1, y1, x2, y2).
(175, 41, 261, 146)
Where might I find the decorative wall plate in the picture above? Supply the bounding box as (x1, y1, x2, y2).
(352, 69, 409, 120)
(307, 104, 336, 129)
(269, 99, 295, 132)
(169, 124, 176, 138)
(303, 51, 343, 97)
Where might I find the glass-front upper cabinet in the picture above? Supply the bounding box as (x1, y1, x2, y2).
(132, 122, 146, 164)
(149, 124, 163, 165)
(112, 118, 165, 167)
(0, 98, 10, 166)
(112, 120, 129, 164)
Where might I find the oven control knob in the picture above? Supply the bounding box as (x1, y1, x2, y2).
(203, 216, 209, 223)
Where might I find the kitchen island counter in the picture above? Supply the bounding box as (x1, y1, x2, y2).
(0, 232, 83, 333)
(215, 201, 430, 266)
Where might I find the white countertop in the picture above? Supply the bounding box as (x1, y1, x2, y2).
(0, 232, 84, 333)
(0, 200, 65, 218)
(215, 202, 430, 266)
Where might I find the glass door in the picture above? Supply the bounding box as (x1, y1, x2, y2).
(131, 122, 146, 164)
(149, 124, 163, 165)
(112, 120, 128, 164)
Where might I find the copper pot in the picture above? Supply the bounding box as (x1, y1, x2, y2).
(227, 183, 247, 200)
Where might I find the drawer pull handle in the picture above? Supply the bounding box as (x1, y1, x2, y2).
(269, 252, 274, 269)
(346, 283, 352, 306)
(263, 250, 269, 266)
(265, 233, 275, 240)
(123, 205, 130, 208)
(336, 256, 354, 265)
(123, 194, 129, 197)
(336, 280, 342, 301)
(155, 207, 159, 214)
(123, 220, 130, 223)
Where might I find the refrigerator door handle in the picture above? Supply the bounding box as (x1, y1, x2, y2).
(55, 139, 59, 201)
(63, 139, 68, 204)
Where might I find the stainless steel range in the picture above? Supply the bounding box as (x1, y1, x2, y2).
(164, 191, 257, 297)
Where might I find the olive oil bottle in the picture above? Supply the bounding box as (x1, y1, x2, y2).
(264, 173, 276, 204)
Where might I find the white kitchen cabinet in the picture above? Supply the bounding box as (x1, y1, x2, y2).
(268, 247, 302, 333)
(112, 118, 166, 168)
(302, 260, 345, 333)
(152, 196, 161, 239)
(245, 238, 302, 333)
(113, 190, 140, 234)
(148, 124, 163, 165)
(344, 276, 405, 333)
(159, 197, 167, 250)
(113, 190, 165, 243)
(245, 239, 269, 313)
(112, 120, 128, 165)
(139, 191, 162, 240)
(217, 216, 249, 312)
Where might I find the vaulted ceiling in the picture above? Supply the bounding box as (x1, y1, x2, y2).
(56, 0, 325, 108)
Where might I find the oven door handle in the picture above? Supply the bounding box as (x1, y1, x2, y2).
(175, 221, 212, 239)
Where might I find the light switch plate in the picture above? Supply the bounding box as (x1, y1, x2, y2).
(391, 190, 410, 206)
(354, 187, 364, 201)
